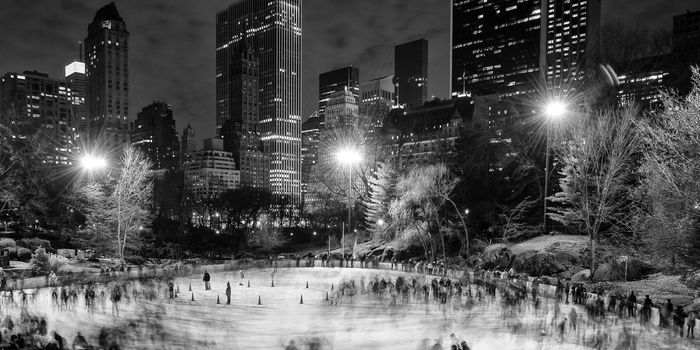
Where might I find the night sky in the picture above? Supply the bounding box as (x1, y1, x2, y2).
(0, 0, 697, 144)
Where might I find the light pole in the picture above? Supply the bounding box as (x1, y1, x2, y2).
(335, 147, 362, 259)
(543, 101, 566, 234)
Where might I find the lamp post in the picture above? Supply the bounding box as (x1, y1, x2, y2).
(335, 147, 362, 259)
(543, 101, 566, 234)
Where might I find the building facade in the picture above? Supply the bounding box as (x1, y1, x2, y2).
(65, 60, 87, 131)
(301, 111, 321, 197)
(0, 71, 77, 166)
(131, 102, 180, 171)
(221, 44, 268, 189)
(395, 39, 428, 108)
(184, 138, 240, 205)
(84, 2, 130, 157)
(180, 124, 196, 168)
(385, 96, 473, 168)
(318, 66, 360, 126)
(360, 75, 395, 129)
(216, 0, 302, 205)
(451, 0, 600, 97)
(545, 0, 601, 94)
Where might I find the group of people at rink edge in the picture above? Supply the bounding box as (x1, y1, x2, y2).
(0, 254, 696, 349)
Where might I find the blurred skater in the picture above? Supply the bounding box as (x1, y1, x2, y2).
(226, 282, 231, 305)
(203, 270, 211, 290)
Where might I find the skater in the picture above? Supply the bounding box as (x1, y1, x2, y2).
(565, 282, 570, 304)
(239, 270, 245, 286)
(203, 270, 211, 290)
(285, 340, 298, 350)
(673, 305, 687, 337)
(687, 311, 696, 338)
(626, 291, 636, 317)
(226, 282, 231, 305)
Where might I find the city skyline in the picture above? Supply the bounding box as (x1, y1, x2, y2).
(0, 0, 697, 145)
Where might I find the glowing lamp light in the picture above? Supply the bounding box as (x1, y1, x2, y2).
(544, 101, 567, 119)
(377, 219, 385, 226)
(80, 154, 107, 171)
(335, 148, 363, 166)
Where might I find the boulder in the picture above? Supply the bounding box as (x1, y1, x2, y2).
(479, 244, 513, 270)
(511, 251, 567, 277)
(571, 269, 591, 281)
(593, 263, 615, 281)
(685, 271, 700, 289)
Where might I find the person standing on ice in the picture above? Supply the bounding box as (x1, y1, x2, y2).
(225, 282, 231, 305)
(239, 270, 245, 286)
(203, 270, 211, 290)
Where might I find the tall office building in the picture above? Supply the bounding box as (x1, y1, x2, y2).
(395, 39, 428, 108)
(216, 0, 302, 204)
(221, 43, 268, 189)
(451, 0, 543, 97)
(180, 124, 196, 168)
(131, 102, 180, 171)
(84, 2, 130, 157)
(360, 75, 395, 128)
(0, 71, 77, 166)
(451, 0, 600, 97)
(65, 60, 87, 131)
(318, 66, 360, 125)
(545, 0, 601, 93)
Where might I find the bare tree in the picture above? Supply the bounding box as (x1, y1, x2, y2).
(548, 107, 641, 278)
(112, 146, 153, 266)
(497, 198, 539, 243)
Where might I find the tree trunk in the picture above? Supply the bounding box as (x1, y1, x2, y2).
(590, 236, 596, 281)
(446, 198, 469, 259)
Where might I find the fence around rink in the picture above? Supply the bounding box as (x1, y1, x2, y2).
(7, 256, 698, 331)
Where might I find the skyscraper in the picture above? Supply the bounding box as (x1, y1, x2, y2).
(84, 2, 130, 157)
(451, 0, 543, 97)
(451, 0, 601, 97)
(131, 102, 180, 171)
(318, 66, 359, 125)
(545, 0, 601, 93)
(180, 124, 196, 168)
(216, 0, 302, 204)
(65, 60, 87, 131)
(221, 43, 268, 189)
(395, 39, 428, 108)
(0, 71, 77, 166)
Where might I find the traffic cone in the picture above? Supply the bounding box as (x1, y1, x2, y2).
(257, 296, 261, 305)
(326, 291, 329, 301)
(247, 280, 250, 288)
(300, 294, 304, 304)
(191, 293, 195, 301)
(306, 281, 309, 289)
(217, 295, 220, 304)
(188, 283, 192, 292)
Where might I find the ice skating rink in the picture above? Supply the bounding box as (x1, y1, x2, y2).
(1, 266, 698, 349)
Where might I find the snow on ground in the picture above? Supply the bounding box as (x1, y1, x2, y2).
(1, 266, 698, 349)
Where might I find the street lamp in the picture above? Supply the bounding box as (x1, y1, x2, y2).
(335, 147, 363, 259)
(79, 154, 107, 172)
(543, 101, 567, 234)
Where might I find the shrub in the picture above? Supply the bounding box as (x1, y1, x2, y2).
(124, 255, 147, 265)
(30, 247, 51, 273)
(0, 238, 16, 248)
(20, 238, 52, 251)
(16, 247, 32, 262)
(5, 247, 17, 260)
(49, 254, 69, 272)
